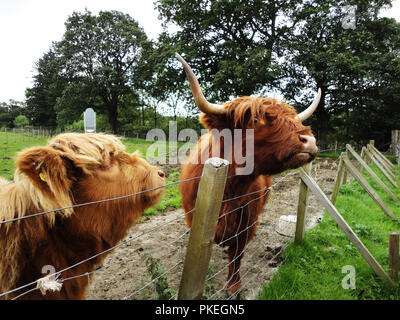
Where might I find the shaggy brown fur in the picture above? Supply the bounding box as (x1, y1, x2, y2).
(0, 133, 165, 300)
(180, 96, 317, 294)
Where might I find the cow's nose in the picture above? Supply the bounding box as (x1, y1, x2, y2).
(299, 135, 318, 154)
(157, 170, 166, 179)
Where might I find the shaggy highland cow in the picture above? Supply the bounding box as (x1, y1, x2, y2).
(0, 133, 165, 299)
(176, 53, 320, 295)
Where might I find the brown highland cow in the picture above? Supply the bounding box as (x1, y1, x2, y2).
(176, 53, 320, 295)
(0, 133, 165, 299)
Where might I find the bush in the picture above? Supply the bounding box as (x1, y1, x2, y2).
(65, 120, 84, 132)
(13, 115, 29, 128)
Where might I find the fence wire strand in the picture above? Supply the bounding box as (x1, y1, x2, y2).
(0, 175, 202, 225)
(3, 158, 318, 300)
(1, 205, 195, 299)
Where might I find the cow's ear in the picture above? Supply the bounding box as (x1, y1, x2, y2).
(16, 146, 74, 214)
(199, 112, 231, 130)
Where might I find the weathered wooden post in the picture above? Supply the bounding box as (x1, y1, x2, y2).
(389, 232, 399, 283)
(358, 147, 365, 173)
(391, 130, 400, 159)
(342, 149, 348, 184)
(295, 162, 312, 245)
(331, 152, 346, 205)
(346, 144, 398, 202)
(178, 157, 229, 300)
(342, 154, 395, 219)
(366, 145, 398, 188)
(371, 144, 395, 171)
(299, 168, 395, 286)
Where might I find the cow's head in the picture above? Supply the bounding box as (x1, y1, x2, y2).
(176, 53, 320, 175)
(15, 133, 165, 230)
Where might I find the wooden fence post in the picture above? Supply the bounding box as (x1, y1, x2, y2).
(342, 150, 348, 184)
(346, 144, 398, 202)
(295, 162, 312, 245)
(389, 232, 399, 283)
(331, 153, 346, 204)
(342, 155, 395, 219)
(299, 168, 395, 286)
(178, 157, 229, 300)
(398, 152, 400, 180)
(366, 146, 398, 188)
(371, 144, 395, 171)
(391, 130, 400, 160)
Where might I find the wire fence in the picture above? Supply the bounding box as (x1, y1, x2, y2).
(0, 128, 344, 300)
(0, 160, 319, 301)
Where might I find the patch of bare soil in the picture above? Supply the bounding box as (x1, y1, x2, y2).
(87, 158, 340, 300)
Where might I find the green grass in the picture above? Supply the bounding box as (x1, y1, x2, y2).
(0, 131, 183, 216)
(0, 131, 49, 179)
(259, 162, 400, 300)
(318, 150, 342, 159)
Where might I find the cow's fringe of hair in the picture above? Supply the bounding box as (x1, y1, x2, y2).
(225, 96, 297, 127)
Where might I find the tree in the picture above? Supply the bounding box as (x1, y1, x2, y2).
(278, 0, 398, 148)
(155, 0, 299, 102)
(14, 115, 29, 128)
(25, 47, 65, 127)
(0, 100, 27, 128)
(56, 10, 152, 133)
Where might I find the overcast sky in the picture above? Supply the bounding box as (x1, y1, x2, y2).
(0, 0, 399, 103)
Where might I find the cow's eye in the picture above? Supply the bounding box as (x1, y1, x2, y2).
(254, 117, 259, 124)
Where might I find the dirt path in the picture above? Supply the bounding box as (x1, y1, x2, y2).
(87, 158, 339, 300)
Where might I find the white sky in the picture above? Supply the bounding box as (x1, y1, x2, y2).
(0, 0, 399, 103)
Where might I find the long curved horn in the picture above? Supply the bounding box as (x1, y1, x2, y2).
(295, 88, 322, 121)
(175, 53, 226, 115)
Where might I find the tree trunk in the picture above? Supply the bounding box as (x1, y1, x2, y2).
(108, 94, 118, 134)
(314, 89, 329, 150)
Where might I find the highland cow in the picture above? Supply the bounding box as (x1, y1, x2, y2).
(176, 53, 320, 295)
(0, 133, 165, 299)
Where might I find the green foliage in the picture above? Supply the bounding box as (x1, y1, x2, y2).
(280, 0, 400, 148)
(142, 255, 175, 300)
(26, 10, 153, 134)
(25, 48, 64, 127)
(13, 115, 29, 128)
(65, 120, 84, 132)
(17, 3, 400, 149)
(0, 101, 28, 128)
(155, 0, 289, 101)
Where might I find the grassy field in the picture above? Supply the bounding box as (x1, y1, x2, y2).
(0, 131, 183, 216)
(259, 162, 400, 300)
(0, 131, 50, 180)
